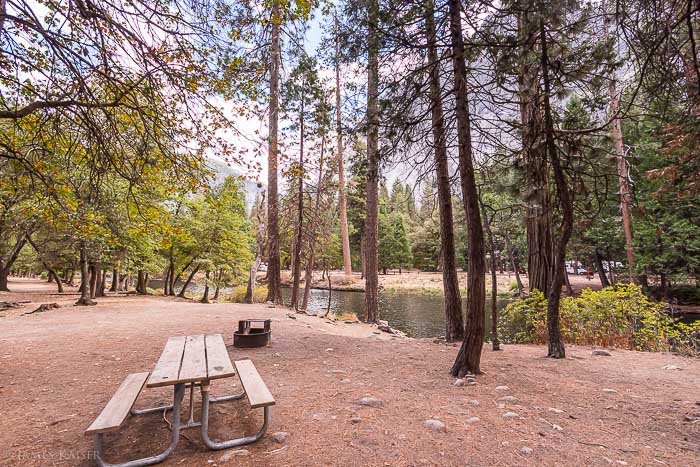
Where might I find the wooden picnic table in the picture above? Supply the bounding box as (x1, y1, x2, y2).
(86, 333, 275, 467)
(146, 334, 237, 388)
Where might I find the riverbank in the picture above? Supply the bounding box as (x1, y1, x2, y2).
(1, 278, 698, 466)
(279, 269, 605, 295)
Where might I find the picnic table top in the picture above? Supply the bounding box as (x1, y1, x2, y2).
(146, 334, 236, 388)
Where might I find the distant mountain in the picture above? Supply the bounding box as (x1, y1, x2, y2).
(206, 158, 265, 210)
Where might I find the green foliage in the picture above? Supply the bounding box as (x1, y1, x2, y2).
(499, 285, 699, 354)
(230, 285, 268, 303)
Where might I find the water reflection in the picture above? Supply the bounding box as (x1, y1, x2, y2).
(280, 288, 511, 339)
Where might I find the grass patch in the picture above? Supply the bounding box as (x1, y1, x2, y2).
(229, 284, 268, 303)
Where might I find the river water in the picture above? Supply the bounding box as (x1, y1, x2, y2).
(280, 288, 510, 339)
(149, 279, 509, 339)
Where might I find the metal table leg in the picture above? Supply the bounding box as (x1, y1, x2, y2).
(199, 382, 270, 450)
(93, 384, 185, 467)
(131, 382, 244, 416)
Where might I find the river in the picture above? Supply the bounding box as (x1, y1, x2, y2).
(280, 288, 510, 339)
(149, 279, 509, 339)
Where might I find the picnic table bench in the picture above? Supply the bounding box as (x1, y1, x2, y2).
(86, 334, 274, 467)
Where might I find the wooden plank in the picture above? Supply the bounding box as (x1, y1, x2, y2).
(205, 334, 236, 380)
(234, 359, 275, 408)
(178, 335, 207, 384)
(86, 373, 149, 434)
(146, 336, 186, 388)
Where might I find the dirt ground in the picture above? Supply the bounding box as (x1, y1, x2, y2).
(1, 279, 698, 466)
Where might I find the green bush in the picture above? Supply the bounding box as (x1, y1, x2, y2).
(499, 284, 699, 354)
(229, 285, 268, 304)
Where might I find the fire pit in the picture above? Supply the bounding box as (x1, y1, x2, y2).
(233, 319, 271, 348)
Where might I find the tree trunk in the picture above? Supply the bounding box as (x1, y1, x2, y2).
(518, 12, 553, 295)
(541, 19, 570, 359)
(178, 265, 200, 298)
(291, 96, 305, 311)
(504, 230, 525, 297)
(246, 193, 266, 304)
(110, 266, 119, 292)
(363, 0, 380, 324)
(213, 270, 221, 301)
(0, 234, 27, 292)
(201, 270, 210, 304)
(75, 241, 95, 305)
(163, 264, 171, 295)
(563, 260, 574, 296)
(96, 264, 106, 297)
(426, 0, 464, 342)
(265, 0, 283, 305)
(136, 269, 147, 294)
(302, 134, 326, 312)
(480, 200, 500, 351)
(448, 0, 487, 376)
(602, 0, 635, 282)
(336, 14, 353, 277)
(50, 269, 64, 292)
(67, 269, 76, 286)
(301, 252, 314, 312)
(594, 249, 610, 287)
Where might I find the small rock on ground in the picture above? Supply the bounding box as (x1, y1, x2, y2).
(495, 385, 510, 391)
(454, 379, 466, 387)
(602, 388, 618, 394)
(219, 450, 249, 462)
(592, 350, 612, 356)
(357, 396, 383, 407)
(502, 411, 519, 419)
(350, 417, 362, 424)
(468, 399, 480, 406)
(422, 419, 446, 432)
(465, 416, 480, 424)
(520, 447, 533, 455)
(498, 395, 517, 402)
(548, 407, 564, 414)
(271, 431, 289, 444)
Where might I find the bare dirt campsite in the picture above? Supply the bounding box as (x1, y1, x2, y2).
(1, 279, 698, 466)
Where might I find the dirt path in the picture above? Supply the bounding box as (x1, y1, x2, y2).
(1, 279, 698, 466)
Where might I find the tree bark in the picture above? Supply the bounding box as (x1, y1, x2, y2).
(540, 19, 569, 359)
(594, 249, 610, 287)
(336, 13, 353, 277)
(178, 265, 200, 298)
(136, 269, 147, 294)
(363, 0, 380, 324)
(0, 234, 27, 291)
(480, 200, 500, 351)
(448, 0, 487, 376)
(504, 230, 525, 297)
(265, 0, 283, 305)
(95, 261, 105, 297)
(110, 266, 119, 292)
(519, 12, 553, 295)
(302, 135, 326, 312)
(246, 193, 266, 303)
(425, 0, 463, 342)
(601, 0, 635, 282)
(291, 93, 305, 311)
(75, 241, 96, 305)
(67, 269, 76, 286)
(163, 264, 171, 296)
(563, 260, 574, 296)
(200, 270, 210, 303)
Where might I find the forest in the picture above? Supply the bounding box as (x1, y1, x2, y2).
(1, 0, 699, 381)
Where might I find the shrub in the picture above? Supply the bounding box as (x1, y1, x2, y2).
(499, 284, 700, 354)
(508, 280, 519, 291)
(229, 285, 268, 303)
